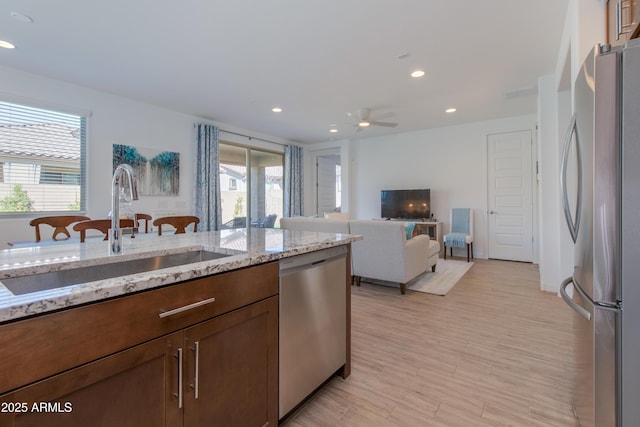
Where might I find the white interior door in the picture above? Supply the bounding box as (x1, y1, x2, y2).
(316, 155, 339, 216)
(487, 130, 534, 262)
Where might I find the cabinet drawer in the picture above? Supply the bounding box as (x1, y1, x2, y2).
(0, 262, 278, 394)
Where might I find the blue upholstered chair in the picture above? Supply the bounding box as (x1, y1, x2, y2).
(443, 208, 474, 262)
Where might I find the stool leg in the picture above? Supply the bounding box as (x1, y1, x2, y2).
(467, 244, 470, 262)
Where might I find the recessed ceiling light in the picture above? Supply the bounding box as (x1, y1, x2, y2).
(271, 107, 282, 113)
(330, 129, 338, 133)
(411, 70, 425, 78)
(0, 40, 15, 49)
(445, 108, 457, 113)
(358, 121, 371, 127)
(10, 11, 34, 23)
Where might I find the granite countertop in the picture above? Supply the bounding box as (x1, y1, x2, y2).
(0, 228, 361, 323)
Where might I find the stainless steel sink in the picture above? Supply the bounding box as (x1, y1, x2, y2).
(2, 250, 230, 296)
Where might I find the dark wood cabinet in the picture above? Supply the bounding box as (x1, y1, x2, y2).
(0, 333, 183, 427)
(607, 0, 640, 46)
(0, 262, 279, 426)
(183, 297, 278, 426)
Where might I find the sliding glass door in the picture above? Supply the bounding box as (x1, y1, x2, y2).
(219, 143, 283, 229)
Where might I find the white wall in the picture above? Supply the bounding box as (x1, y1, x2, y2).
(0, 66, 289, 246)
(535, 0, 605, 293)
(348, 114, 537, 260)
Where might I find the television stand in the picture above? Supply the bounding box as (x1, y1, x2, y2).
(412, 221, 443, 257)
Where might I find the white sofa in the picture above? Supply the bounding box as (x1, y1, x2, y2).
(279, 216, 350, 234)
(280, 217, 440, 294)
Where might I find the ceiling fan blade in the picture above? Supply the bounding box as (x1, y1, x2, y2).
(369, 120, 398, 128)
(372, 111, 395, 121)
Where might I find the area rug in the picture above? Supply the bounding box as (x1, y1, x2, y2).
(362, 259, 474, 296)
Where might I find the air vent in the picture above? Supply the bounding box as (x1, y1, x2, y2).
(505, 85, 538, 99)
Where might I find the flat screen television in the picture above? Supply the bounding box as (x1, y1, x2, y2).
(381, 189, 430, 220)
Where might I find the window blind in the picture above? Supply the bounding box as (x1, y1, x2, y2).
(0, 100, 87, 214)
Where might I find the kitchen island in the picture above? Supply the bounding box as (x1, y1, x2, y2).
(0, 228, 360, 426)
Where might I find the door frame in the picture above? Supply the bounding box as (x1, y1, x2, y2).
(485, 127, 539, 264)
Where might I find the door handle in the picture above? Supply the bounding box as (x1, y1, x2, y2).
(617, 0, 622, 39)
(560, 277, 591, 320)
(190, 341, 200, 399)
(174, 348, 184, 409)
(489, 210, 497, 215)
(560, 114, 582, 243)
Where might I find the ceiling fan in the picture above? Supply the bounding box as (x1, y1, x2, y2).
(348, 108, 398, 131)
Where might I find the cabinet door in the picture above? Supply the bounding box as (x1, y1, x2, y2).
(0, 333, 183, 427)
(608, 0, 640, 45)
(183, 296, 278, 427)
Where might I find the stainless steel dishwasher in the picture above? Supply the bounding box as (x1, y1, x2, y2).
(279, 245, 347, 419)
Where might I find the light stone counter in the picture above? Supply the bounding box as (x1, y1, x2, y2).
(0, 228, 361, 323)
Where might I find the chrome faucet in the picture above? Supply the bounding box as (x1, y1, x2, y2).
(110, 164, 139, 254)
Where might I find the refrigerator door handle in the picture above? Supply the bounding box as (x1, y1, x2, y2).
(560, 114, 583, 243)
(560, 276, 591, 320)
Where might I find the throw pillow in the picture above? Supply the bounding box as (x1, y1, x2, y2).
(404, 222, 415, 240)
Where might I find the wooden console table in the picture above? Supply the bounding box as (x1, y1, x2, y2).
(412, 221, 443, 256)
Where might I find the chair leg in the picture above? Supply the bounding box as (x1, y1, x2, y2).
(400, 283, 406, 295)
(354, 276, 361, 287)
(466, 244, 470, 263)
(443, 242, 447, 260)
(471, 242, 474, 260)
(432, 264, 436, 272)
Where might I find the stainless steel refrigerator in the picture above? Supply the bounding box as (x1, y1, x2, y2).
(560, 40, 640, 427)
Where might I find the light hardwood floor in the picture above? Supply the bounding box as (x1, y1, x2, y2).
(282, 259, 579, 427)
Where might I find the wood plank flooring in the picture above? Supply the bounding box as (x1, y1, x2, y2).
(282, 259, 579, 427)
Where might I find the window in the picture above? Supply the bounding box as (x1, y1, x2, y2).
(0, 100, 86, 214)
(228, 177, 238, 191)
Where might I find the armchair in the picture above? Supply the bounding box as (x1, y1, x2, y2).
(350, 220, 440, 295)
(251, 214, 277, 228)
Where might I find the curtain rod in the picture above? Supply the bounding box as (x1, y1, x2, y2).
(220, 129, 287, 147)
(194, 123, 288, 147)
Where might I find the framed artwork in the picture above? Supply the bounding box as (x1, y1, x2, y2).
(113, 144, 180, 196)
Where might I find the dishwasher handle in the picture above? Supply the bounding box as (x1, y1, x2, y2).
(279, 253, 345, 277)
(279, 246, 347, 273)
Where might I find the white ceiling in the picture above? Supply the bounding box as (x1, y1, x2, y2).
(0, 1, 569, 144)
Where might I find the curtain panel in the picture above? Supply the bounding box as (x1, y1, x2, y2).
(284, 144, 304, 217)
(194, 124, 222, 231)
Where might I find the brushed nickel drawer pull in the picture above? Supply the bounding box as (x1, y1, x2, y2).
(159, 297, 216, 318)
